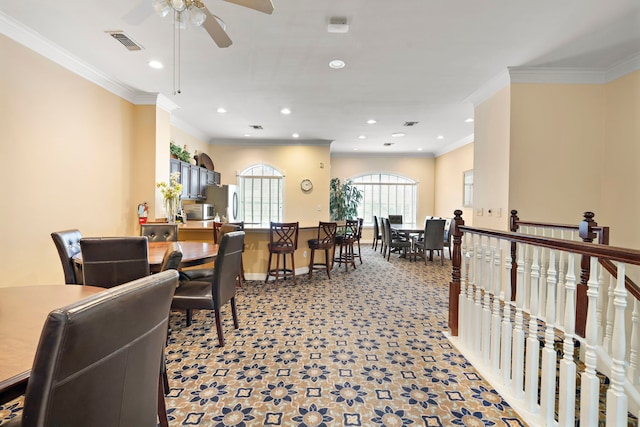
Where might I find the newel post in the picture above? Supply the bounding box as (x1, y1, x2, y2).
(449, 209, 465, 336)
(510, 210, 519, 301)
(576, 211, 597, 337)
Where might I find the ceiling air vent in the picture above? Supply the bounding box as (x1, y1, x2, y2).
(106, 31, 143, 51)
(403, 121, 419, 127)
(383, 142, 395, 146)
(249, 125, 264, 130)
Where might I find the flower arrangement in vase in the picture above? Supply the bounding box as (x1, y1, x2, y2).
(157, 172, 183, 223)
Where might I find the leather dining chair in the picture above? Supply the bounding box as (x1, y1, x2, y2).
(180, 223, 241, 283)
(140, 224, 178, 242)
(372, 216, 382, 252)
(383, 217, 412, 261)
(413, 219, 446, 265)
(2, 270, 178, 427)
(80, 237, 150, 288)
(307, 221, 337, 279)
(171, 231, 245, 347)
(51, 229, 84, 284)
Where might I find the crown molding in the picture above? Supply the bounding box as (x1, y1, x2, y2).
(433, 133, 474, 158)
(465, 69, 511, 107)
(209, 138, 333, 147)
(0, 11, 149, 104)
(606, 51, 640, 82)
(330, 151, 435, 159)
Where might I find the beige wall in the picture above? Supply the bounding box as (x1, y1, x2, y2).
(0, 35, 145, 286)
(600, 71, 640, 249)
(330, 155, 436, 224)
(473, 86, 512, 230)
(206, 144, 332, 224)
(509, 83, 605, 225)
(434, 143, 474, 224)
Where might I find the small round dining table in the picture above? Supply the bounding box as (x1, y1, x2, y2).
(73, 241, 219, 273)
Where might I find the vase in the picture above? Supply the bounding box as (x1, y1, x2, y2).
(165, 197, 179, 223)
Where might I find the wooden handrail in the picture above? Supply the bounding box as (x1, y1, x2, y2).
(599, 258, 640, 301)
(449, 209, 640, 336)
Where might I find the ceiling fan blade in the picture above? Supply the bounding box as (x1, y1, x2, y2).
(223, 0, 274, 15)
(202, 7, 233, 48)
(122, 1, 154, 25)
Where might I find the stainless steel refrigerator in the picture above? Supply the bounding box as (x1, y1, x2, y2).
(205, 184, 240, 222)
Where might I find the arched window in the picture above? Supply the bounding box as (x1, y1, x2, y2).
(351, 173, 417, 226)
(239, 164, 283, 224)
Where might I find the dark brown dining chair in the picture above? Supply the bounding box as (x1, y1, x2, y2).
(80, 237, 150, 288)
(388, 215, 403, 224)
(265, 222, 299, 285)
(307, 221, 337, 279)
(171, 231, 245, 347)
(352, 217, 364, 264)
(413, 219, 446, 265)
(51, 229, 84, 284)
(2, 270, 178, 427)
(372, 216, 382, 252)
(140, 223, 178, 242)
(180, 223, 241, 282)
(383, 217, 412, 261)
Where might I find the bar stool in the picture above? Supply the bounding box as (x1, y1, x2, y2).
(352, 218, 364, 265)
(265, 222, 299, 285)
(307, 221, 337, 279)
(333, 219, 358, 271)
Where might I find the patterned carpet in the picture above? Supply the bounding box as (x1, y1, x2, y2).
(0, 246, 528, 426)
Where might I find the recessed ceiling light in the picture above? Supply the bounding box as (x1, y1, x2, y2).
(148, 60, 164, 69)
(417, 148, 423, 151)
(391, 132, 405, 137)
(292, 133, 299, 138)
(353, 148, 359, 151)
(465, 118, 474, 123)
(437, 135, 444, 139)
(366, 119, 377, 124)
(358, 135, 366, 139)
(329, 59, 346, 69)
(244, 134, 251, 137)
(280, 108, 291, 115)
(216, 107, 227, 113)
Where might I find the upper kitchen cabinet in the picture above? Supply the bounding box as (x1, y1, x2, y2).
(169, 158, 220, 200)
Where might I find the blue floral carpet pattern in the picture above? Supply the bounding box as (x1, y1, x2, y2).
(0, 247, 527, 426)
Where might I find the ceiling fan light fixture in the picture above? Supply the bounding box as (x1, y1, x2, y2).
(175, 11, 188, 29)
(188, 5, 207, 26)
(152, 0, 171, 17)
(171, 0, 187, 12)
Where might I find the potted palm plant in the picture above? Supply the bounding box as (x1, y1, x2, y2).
(329, 178, 362, 221)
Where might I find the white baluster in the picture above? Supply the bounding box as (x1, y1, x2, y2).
(525, 244, 541, 413)
(580, 257, 600, 426)
(464, 234, 475, 350)
(606, 263, 628, 426)
(538, 228, 548, 322)
(596, 265, 605, 346)
(473, 239, 483, 356)
(490, 240, 502, 374)
(603, 274, 614, 352)
(482, 237, 492, 365)
(512, 240, 526, 399)
(558, 253, 577, 426)
(629, 299, 640, 386)
(539, 247, 557, 425)
(458, 233, 467, 343)
(502, 249, 513, 387)
(556, 230, 567, 330)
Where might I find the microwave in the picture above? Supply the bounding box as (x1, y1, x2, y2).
(183, 203, 215, 220)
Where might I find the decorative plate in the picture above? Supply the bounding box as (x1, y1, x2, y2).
(199, 153, 215, 170)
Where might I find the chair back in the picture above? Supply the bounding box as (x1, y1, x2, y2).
(356, 218, 364, 240)
(382, 218, 392, 243)
(388, 215, 403, 224)
(443, 218, 453, 244)
(51, 229, 83, 284)
(80, 237, 150, 288)
(19, 270, 178, 427)
(316, 221, 338, 245)
(422, 219, 446, 250)
(269, 222, 299, 250)
(213, 231, 245, 309)
(373, 216, 380, 237)
(140, 224, 178, 242)
(160, 242, 183, 271)
(217, 223, 241, 243)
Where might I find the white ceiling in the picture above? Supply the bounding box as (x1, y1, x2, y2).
(2, 0, 639, 156)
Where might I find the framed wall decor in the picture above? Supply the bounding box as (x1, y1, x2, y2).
(463, 170, 474, 207)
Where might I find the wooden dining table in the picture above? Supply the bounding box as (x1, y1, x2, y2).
(72, 241, 219, 273)
(0, 285, 104, 404)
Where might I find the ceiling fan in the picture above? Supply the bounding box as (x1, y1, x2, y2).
(126, 0, 274, 48)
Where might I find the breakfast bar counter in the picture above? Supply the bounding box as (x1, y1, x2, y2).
(177, 221, 324, 280)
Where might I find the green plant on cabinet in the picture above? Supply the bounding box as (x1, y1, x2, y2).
(329, 178, 363, 221)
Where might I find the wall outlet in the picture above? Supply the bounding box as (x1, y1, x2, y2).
(317, 205, 321, 211)
(303, 251, 307, 258)
(476, 208, 483, 216)
(496, 208, 502, 218)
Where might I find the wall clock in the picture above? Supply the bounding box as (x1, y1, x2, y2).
(300, 179, 313, 192)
